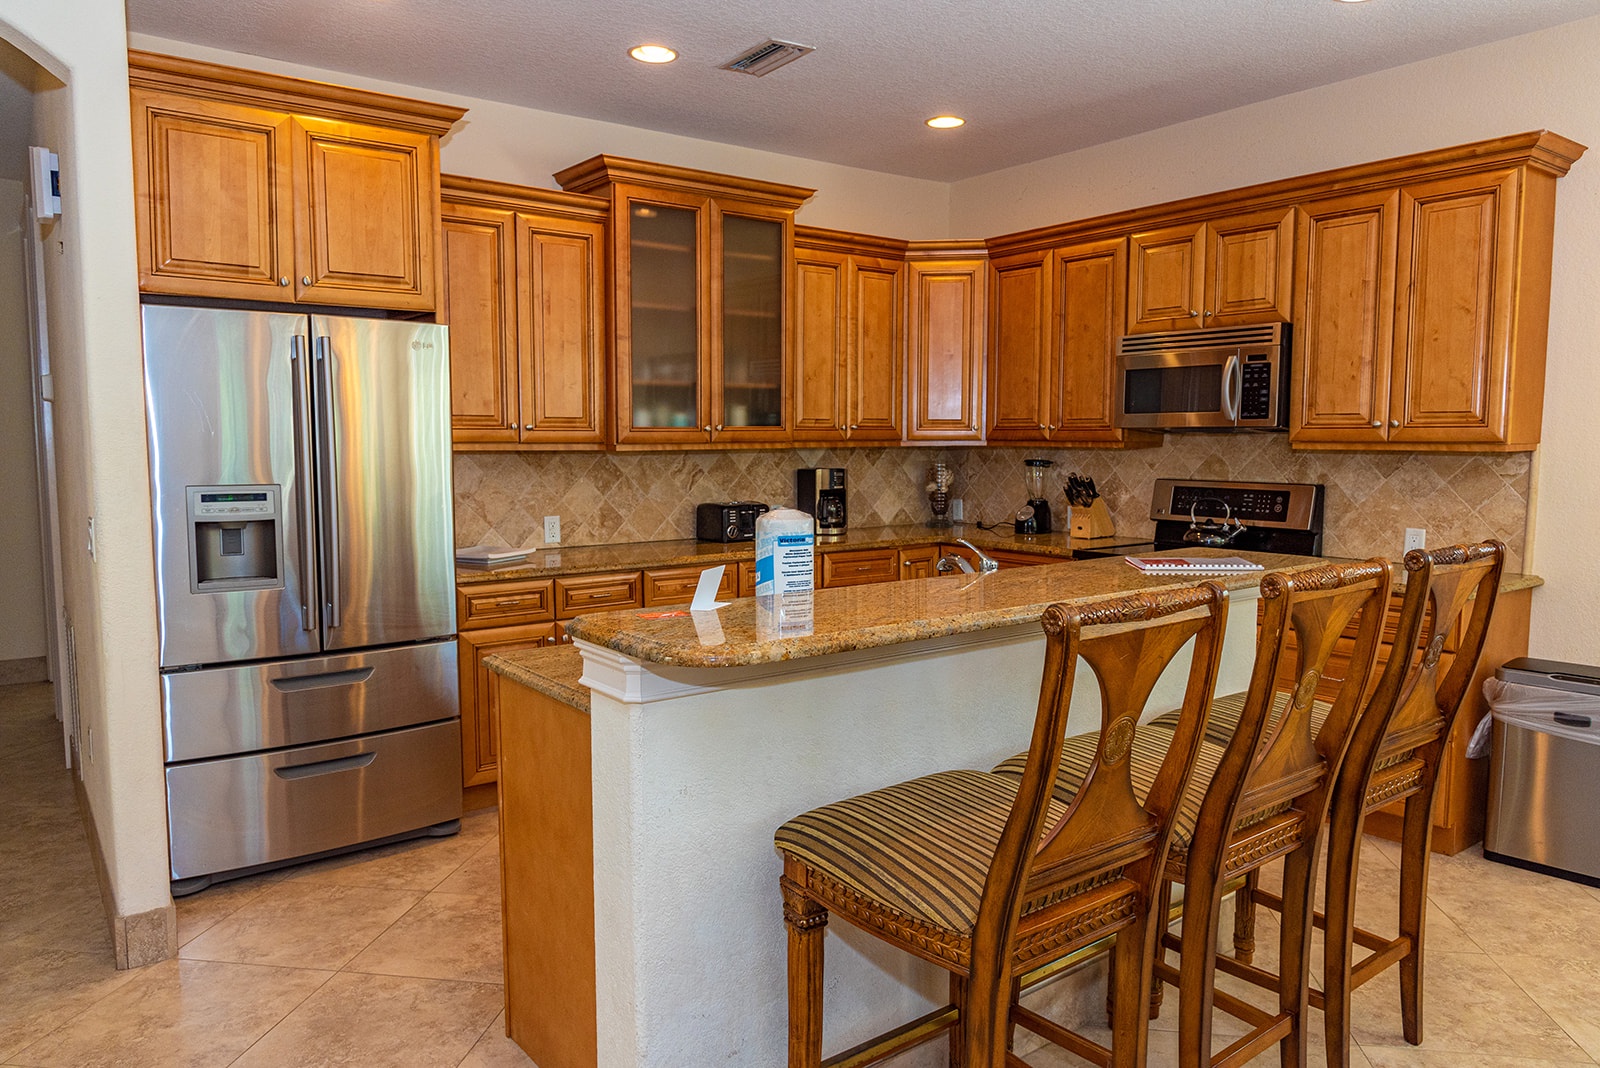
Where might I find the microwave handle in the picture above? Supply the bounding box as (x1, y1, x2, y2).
(1222, 354, 1242, 424)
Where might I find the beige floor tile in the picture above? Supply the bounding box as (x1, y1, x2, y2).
(179, 879, 422, 971)
(1498, 955, 1600, 1062)
(433, 838, 503, 903)
(1360, 1049, 1597, 1067)
(172, 872, 278, 948)
(1426, 851, 1600, 961)
(344, 891, 504, 984)
(275, 824, 492, 893)
(8, 957, 328, 1068)
(1348, 951, 1587, 1061)
(457, 1010, 539, 1067)
(230, 971, 503, 1067)
(0, 949, 139, 1063)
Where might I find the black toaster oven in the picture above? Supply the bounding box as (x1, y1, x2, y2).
(696, 502, 769, 542)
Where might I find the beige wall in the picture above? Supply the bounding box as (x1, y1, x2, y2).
(128, 35, 953, 240)
(952, 17, 1600, 664)
(0, 178, 47, 665)
(0, 2, 167, 930)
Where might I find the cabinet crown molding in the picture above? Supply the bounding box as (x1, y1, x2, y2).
(986, 129, 1586, 258)
(553, 154, 815, 209)
(903, 238, 990, 261)
(441, 174, 609, 220)
(128, 49, 466, 135)
(794, 225, 910, 259)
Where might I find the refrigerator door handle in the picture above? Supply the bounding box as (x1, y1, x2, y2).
(314, 335, 342, 631)
(289, 334, 319, 633)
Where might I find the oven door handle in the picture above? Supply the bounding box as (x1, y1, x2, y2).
(1221, 353, 1242, 424)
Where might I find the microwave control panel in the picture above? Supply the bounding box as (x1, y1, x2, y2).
(1239, 356, 1274, 421)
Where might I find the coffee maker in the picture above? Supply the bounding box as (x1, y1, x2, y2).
(796, 468, 847, 536)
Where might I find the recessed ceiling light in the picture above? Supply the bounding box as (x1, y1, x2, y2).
(629, 44, 677, 64)
(926, 115, 965, 130)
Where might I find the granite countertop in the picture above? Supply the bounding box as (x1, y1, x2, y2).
(485, 645, 589, 710)
(559, 548, 1327, 669)
(455, 524, 1151, 584)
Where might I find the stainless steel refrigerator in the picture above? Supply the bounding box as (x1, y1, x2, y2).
(142, 305, 461, 893)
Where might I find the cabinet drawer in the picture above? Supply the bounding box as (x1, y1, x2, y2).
(642, 565, 738, 607)
(820, 548, 899, 588)
(555, 572, 643, 618)
(737, 560, 759, 598)
(458, 579, 554, 628)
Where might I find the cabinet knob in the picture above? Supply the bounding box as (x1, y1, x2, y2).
(1203, 310, 1213, 318)
(279, 277, 290, 287)
(716, 424, 724, 431)
(1188, 309, 1200, 317)
(1048, 424, 1056, 431)
(703, 425, 712, 433)
(524, 424, 535, 431)
(1038, 423, 1046, 431)
(1372, 420, 1382, 427)
(850, 423, 859, 430)
(302, 276, 312, 286)
(1390, 419, 1400, 428)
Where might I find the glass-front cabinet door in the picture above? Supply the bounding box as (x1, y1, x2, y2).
(716, 211, 787, 441)
(627, 197, 706, 439)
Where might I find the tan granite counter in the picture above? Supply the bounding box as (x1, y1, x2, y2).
(560, 548, 1328, 669)
(455, 524, 1149, 584)
(485, 645, 588, 711)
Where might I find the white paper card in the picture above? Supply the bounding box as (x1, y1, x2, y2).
(690, 565, 731, 611)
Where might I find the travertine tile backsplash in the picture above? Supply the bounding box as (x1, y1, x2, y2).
(453, 434, 1531, 571)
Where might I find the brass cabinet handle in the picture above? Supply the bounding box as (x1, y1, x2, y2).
(494, 599, 523, 607)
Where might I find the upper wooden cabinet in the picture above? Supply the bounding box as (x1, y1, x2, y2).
(791, 228, 907, 444)
(987, 237, 1159, 448)
(128, 51, 463, 312)
(555, 157, 814, 448)
(1292, 132, 1582, 451)
(905, 242, 988, 443)
(441, 176, 608, 449)
(1127, 207, 1293, 333)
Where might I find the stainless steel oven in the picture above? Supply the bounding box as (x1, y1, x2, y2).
(1114, 323, 1289, 430)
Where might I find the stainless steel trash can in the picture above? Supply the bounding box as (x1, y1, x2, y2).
(1483, 657, 1600, 886)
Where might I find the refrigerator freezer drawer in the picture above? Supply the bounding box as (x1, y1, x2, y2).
(166, 719, 462, 881)
(1485, 718, 1600, 884)
(163, 641, 458, 762)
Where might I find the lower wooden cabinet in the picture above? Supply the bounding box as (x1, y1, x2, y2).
(642, 564, 736, 606)
(458, 622, 557, 788)
(898, 545, 941, 580)
(820, 547, 900, 588)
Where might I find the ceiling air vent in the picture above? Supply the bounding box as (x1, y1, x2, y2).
(719, 39, 815, 77)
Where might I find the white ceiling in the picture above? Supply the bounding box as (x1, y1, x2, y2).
(119, 0, 1600, 182)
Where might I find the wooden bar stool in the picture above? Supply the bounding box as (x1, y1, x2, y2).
(1221, 541, 1505, 1066)
(774, 583, 1230, 1068)
(993, 558, 1393, 1067)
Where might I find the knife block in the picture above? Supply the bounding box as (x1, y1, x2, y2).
(1069, 498, 1115, 539)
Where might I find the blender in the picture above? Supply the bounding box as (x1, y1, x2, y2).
(1014, 458, 1055, 535)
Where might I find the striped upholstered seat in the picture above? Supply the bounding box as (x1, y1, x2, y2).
(1150, 690, 1414, 776)
(774, 769, 1076, 938)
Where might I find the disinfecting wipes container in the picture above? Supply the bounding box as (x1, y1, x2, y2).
(755, 508, 815, 595)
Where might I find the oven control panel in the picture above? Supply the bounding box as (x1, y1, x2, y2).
(1151, 479, 1321, 531)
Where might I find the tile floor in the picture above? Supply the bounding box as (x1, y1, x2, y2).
(3, 676, 1599, 1066)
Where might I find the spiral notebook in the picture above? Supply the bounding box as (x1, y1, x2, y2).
(1124, 555, 1264, 573)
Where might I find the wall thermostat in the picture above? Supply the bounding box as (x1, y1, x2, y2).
(30, 146, 60, 220)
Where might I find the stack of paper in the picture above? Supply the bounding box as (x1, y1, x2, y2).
(455, 544, 530, 568)
(1124, 556, 1264, 573)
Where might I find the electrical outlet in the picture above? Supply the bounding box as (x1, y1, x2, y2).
(950, 498, 965, 522)
(1404, 527, 1426, 554)
(544, 516, 561, 544)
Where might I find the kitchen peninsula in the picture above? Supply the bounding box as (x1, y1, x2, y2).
(486, 549, 1318, 1068)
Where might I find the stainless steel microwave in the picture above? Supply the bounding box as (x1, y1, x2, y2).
(1114, 323, 1290, 430)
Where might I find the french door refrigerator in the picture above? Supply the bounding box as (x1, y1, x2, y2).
(142, 304, 460, 893)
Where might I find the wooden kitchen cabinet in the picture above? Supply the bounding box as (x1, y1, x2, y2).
(897, 545, 941, 580)
(459, 622, 557, 788)
(441, 176, 608, 447)
(554, 570, 644, 617)
(987, 237, 1157, 447)
(555, 157, 814, 447)
(1292, 133, 1580, 450)
(791, 228, 908, 443)
(641, 564, 736, 606)
(1126, 206, 1292, 333)
(820, 547, 900, 588)
(904, 242, 988, 442)
(129, 51, 461, 311)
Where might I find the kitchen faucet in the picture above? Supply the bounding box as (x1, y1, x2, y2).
(936, 539, 999, 574)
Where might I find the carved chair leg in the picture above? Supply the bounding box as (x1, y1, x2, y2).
(1176, 871, 1224, 1068)
(1397, 792, 1435, 1046)
(950, 973, 970, 1068)
(1275, 843, 1319, 1068)
(1233, 868, 1260, 963)
(1151, 877, 1173, 1020)
(1110, 915, 1155, 1068)
(1321, 809, 1363, 1068)
(781, 876, 829, 1068)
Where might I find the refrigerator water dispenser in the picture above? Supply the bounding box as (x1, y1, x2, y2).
(187, 485, 283, 593)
